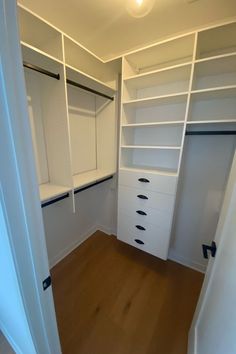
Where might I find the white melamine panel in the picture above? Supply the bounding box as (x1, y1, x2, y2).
(121, 124, 183, 147)
(192, 55, 236, 91)
(118, 205, 173, 227)
(39, 184, 71, 202)
(96, 95, 117, 173)
(123, 65, 191, 100)
(118, 185, 175, 212)
(122, 94, 187, 125)
(120, 148, 180, 173)
(18, 7, 63, 60)
(68, 86, 96, 175)
(188, 87, 236, 122)
(118, 169, 177, 194)
(73, 170, 114, 190)
(171, 135, 236, 271)
(197, 22, 236, 59)
(123, 34, 195, 76)
(117, 215, 171, 260)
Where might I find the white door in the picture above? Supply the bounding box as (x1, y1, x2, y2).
(188, 150, 236, 354)
(0, 1, 61, 353)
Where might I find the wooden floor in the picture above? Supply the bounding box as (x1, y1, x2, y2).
(51, 231, 204, 354)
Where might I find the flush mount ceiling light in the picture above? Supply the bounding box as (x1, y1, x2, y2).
(126, 0, 155, 18)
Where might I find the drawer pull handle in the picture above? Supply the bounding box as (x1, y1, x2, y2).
(136, 210, 147, 216)
(138, 178, 150, 183)
(137, 194, 148, 200)
(135, 239, 145, 245)
(135, 225, 146, 231)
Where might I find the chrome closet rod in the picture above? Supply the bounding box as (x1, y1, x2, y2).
(66, 79, 114, 101)
(23, 61, 60, 80)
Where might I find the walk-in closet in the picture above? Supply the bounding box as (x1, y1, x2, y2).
(2, 1, 236, 353)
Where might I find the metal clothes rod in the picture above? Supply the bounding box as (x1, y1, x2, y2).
(66, 79, 114, 101)
(74, 175, 113, 194)
(185, 130, 236, 136)
(23, 61, 60, 80)
(41, 193, 69, 208)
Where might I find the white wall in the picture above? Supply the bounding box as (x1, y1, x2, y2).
(0, 199, 36, 354)
(169, 135, 236, 272)
(43, 178, 117, 268)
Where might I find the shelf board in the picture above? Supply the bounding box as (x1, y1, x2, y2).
(195, 51, 236, 65)
(121, 145, 181, 150)
(120, 166, 178, 177)
(39, 183, 71, 202)
(73, 169, 115, 190)
(66, 64, 116, 98)
(191, 85, 236, 98)
(21, 41, 63, 64)
(122, 121, 185, 127)
(123, 92, 188, 108)
(187, 120, 236, 124)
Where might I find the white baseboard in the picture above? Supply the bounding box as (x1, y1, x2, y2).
(96, 224, 112, 235)
(49, 225, 98, 269)
(168, 249, 206, 273)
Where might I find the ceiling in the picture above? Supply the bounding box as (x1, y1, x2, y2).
(18, 0, 236, 61)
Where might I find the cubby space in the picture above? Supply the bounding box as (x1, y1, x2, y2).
(123, 64, 191, 101)
(122, 94, 187, 125)
(67, 85, 116, 190)
(121, 125, 183, 147)
(123, 34, 195, 77)
(23, 50, 72, 202)
(192, 55, 236, 91)
(197, 22, 236, 59)
(120, 148, 180, 175)
(18, 6, 63, 61)
(64, 37, 118, 91)
(188, 88, 236, 123)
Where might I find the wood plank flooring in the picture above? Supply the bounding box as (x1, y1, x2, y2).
(51, 231, 204, 354)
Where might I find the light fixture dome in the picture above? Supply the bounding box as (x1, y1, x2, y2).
(126, 0, 155, 18)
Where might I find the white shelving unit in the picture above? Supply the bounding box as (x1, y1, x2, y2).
(18, 5, 118, 206)
(118, 20, 236, 260)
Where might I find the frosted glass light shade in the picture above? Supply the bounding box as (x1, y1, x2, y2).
(126, 0, 155, 18)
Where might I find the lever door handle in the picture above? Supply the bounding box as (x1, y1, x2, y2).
(202, 241, 217, 259)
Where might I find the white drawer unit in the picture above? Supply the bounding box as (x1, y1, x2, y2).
(118, 185, 175, 213)
(119, 169, 177, 194)
(117, 216, 172, 260)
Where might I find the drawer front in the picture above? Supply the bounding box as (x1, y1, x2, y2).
(118, 185, 175, 213)
(119, 170, 177, 195)
(118, 205, 173, 228)
(117, 217, 171, 260)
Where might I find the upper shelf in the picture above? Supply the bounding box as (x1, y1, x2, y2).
(123, 34, 195, 77)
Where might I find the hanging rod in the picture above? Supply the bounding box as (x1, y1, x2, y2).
(66, 79, 114, 101)
(74, 175, 113, 194)
(186, 130, 236, 136)
(23, 61, 60, 80)
(41, 193, 69, 208)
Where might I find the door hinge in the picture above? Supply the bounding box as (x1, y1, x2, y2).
(42, 276, 52, 291)
(202, 241, 217, 259)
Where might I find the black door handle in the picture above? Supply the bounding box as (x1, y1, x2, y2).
(202, 241, 217, 259)
(137, 194, 148, 200)
(136, 210, 147, 216)
(138, 178, 150, 183)
(135, 239, 144, 245)
(135, 225, 146, 231)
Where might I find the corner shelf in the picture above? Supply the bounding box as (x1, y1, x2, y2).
(73, 170, 115, 190)
(39, 184, 71, 203)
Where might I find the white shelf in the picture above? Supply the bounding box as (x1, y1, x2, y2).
(187, 120, 236, 125)
(123, 92, 188, 108)
(39, 184, 71, 203)
(66, 64, 116, 98)
(195, 51, 236, 64)
(73, 169, 115, 190)
(191, 85, 236, 97)
(120, 166, 178, 177)
(121, 145, 181, 150)
(21, 41, 63, 65)
(122, 121, 185, 127)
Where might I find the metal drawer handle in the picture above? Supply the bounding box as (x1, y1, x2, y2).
(138, 178, 150, 183)
(135, 225, 146, 231)
(135, 239, 145, 245)
(137, 194, 148, 200)
(136, 210, 147, 216)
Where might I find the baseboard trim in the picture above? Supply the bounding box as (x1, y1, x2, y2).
(168, 249, 206, 273)
(49, 225, 98, 269)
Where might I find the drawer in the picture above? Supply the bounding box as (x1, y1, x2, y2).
(118, 185, 175, 213)
(118, 206, 174, 228)
(117, 217, 171, 260)
(119, 170, 177, 195)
